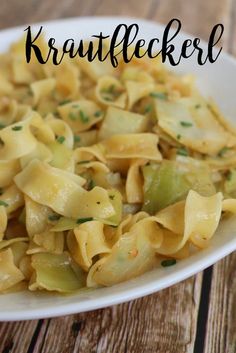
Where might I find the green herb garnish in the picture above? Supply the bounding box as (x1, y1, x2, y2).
(218, 147, 229, 157)
(74, 135, 81, 143)
(176, 147, 188, 156)
(150, 92, 167, 100)
(177, 134, 181, 140)
(94, 111, 103, 117)
(180, 121, 193, 127)
(0, 188, 3, 196)
(12, 126, 22, 131)
(76, 217, 93, 224)
(144, 104, 152, 114)
(87, 179, 95, 190)
(59, 99, 71, 105)
(77, 160, 90, 164)
(0, 200, 8, 207)
(79, 110, 89, 123)
(103, 84, 115, 94)
(161, 259, 176, 267)
(56, 136, 65, 144)
(69, 112, 78, 121)
(103, 96, 112, 101)
(195, 104, 201, 109)
(109, 84, 115, 92)
(48, 214, 61, 221)
(109, 195, 115, 200)
(0, 123, 5, 129)
(226, 171, 232, 181)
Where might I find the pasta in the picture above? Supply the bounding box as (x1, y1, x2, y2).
(0, 36, 236, 294)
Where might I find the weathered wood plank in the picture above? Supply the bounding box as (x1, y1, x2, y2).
(203, 253, 236, 353)
(30, 274, 202, 353)
(94, 0, 155, 18)
(149, 0, 233, 43)
(0, 0, 102, 30)
(0, 320, 39, 353)
(203, 3, 236, 352)
(228, 0, 236, 55)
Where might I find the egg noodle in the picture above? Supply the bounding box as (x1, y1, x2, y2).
(0, 36, 236, 294)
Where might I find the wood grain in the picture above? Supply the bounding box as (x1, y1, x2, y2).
(204, 254, 236, 353)
(228, 1, 236, 55)
(26, 275, 202, 353)
(0, 1, 236, 353)
(0, 320, 39, 353)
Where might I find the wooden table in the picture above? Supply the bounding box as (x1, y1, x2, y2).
(0, 1, 236, 352)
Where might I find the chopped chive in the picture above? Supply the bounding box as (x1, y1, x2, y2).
(74, 135, 81, 143)
(48, 214, 61, 221)
(59, 99, 71, 105)
(109, 84, 115, 92)
(77, 160, 90, 164)
(150, 92, 167, 100)
(103, 96, 112, 101)
(69, 112, 78, 121)
(102, 84, 115, 94)
(218, 147, 229, 157)
(144, 104, 152, 114)
(0, 123, 5, 129)
(177, 134, 181, 140)
(87, 179, 95, 190)
(12, 126, 22, 131)
(195, 104, 201, 109)
(94, 111, 103, 117)
(79, 110, 89, 123)
(176, 147, 188, 156)
(161, 259, 176, 267)
(180, 121, 193, 127)
(226, 171, 232, 181)
(109, 195, 115, 200)
(0, 200, 8, 207)
(76, 217, 93, 224)
(0, 188, 3, 195)
(56, 136, 65, 144)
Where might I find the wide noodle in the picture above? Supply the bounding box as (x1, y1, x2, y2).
(0, 36, 236, 294)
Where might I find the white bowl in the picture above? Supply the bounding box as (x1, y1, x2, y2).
(1, 17, 236, 321)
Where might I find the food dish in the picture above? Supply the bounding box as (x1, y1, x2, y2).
(0, 17, 236, 321)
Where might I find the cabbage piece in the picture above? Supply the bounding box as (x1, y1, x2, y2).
(142, 160, 215, 213)
(224, 169, 236, 197)
(30, 252, 85, 292)
(0, 248, 24, 292)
